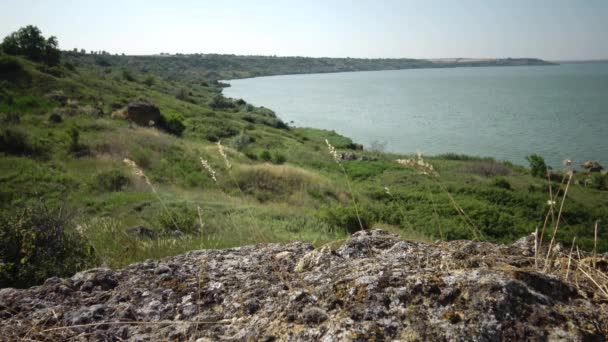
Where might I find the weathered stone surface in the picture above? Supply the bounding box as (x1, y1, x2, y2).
(582, 160, 603, 172)
(0, 230, 606, 341)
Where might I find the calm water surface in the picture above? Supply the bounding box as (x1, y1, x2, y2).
(224, 63, 608, 168)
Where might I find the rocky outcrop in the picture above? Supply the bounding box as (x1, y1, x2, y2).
(0, 230, 606, 341)
(124, 101, 161, 126)
(582, 160, 603, 173)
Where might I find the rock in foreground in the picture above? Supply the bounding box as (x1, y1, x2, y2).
(0, 230, 606, 341)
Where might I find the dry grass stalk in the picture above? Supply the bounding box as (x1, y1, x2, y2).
(325, 139, 363, 231)
(566, 237, 576, 280)
(199, 158, 217, 184)
(593, 220, 599, 269)
(123, 158, 180, 232)
(544, 171, 573, 271)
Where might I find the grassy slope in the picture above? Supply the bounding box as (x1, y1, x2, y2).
(0, 52, 606, 272)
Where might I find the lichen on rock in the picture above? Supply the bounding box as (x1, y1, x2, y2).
(0, 230, 606, 341)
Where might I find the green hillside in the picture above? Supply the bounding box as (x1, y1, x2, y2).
(0, 27, 605, 288)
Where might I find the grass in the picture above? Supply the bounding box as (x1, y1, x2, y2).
(1, 52, 607, 288)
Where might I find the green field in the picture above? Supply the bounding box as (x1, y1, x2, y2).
(1, 27, 606, 288)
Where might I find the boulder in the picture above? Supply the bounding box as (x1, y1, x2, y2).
(125, 101, 161, 126)
(48, 113, 62, 123)
(0, 230, 606, 341)
(581, 160, 603, 172)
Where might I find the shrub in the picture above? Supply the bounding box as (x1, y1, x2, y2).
(94, 170, 130, 192)
(272, 152, 287, 165)
(160, 112, 186, 136)
(0, 205, 96, 288)
(526, 154, 548, 178)
(590, 173, 606, 190)
(232, 131, 254, 151)
(0, 128, 45, 156)
(153, 203, 200, 235)
(259, 150, 272, 162)
(175, 88, 189, 101)
(68, 126, 80, 152)
(492, 177, 512, 190)
(122, 69, 135, 82)
(143, 75, 155, 86)
(0, 55, 23, 73)
(316, 204, 371, 234)
(208, 95, 235, 110)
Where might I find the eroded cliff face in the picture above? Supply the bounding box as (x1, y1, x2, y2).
(1, 230, 606, 341)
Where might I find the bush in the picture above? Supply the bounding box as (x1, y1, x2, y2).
(316, 204, 371, 234)
(0, 55, 23, 73)
(232, 131, 254, 151)
(208, 95, 235, 110)
(492, 177, 512, 190)
(590, 173, 607, 190)
(272, 152, 287, 165)
(122, 69, 135, 82)
(0, 205, 96, 288)
(93, 170, 130, 192)
(0, 128, 45, 156)
(143, 75, 155, 87)
(160, 112, 186, 136)
(153, 203, 200, 235)
(259, 150, 272, 162)
(175, 88, 189, 101)
(68, 126, 80, 152)
(526, 154, 548, 178)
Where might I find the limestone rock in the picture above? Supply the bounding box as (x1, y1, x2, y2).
(125, 101, 161, 126)
(0, 230, 606, 341)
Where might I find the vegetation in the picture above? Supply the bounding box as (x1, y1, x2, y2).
(0, 25, 60, 66)
(0, 27, 605, 288)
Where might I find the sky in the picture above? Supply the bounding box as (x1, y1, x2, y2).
(0, 0, 606, 60)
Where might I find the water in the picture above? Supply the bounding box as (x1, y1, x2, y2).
(224, 63, 608, 168)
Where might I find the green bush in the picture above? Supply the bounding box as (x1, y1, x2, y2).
(316, 204, 371, 234)
(590, 173, 606, 190)
(160, 112, 186, 136)
(122, 69, 135, 82)
(526, 154, 548, 178)
(232, 131, 254, 151)
(208, 95, 235, 110)
(0, 55, 23, 73)
(93, 170, 130, 192)
(0, 128, 45, 156)
(492, 177, 512, 190)
(259, 150, 272, 162)
(143, 75, 155, 86)
(68, 126, 80, 152)
(272, 152, 287, 165)
(153, 203, 200, 235)
(0, 205, 96, 288)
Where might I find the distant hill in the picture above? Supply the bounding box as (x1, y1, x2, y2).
(64, 51, 555, 82)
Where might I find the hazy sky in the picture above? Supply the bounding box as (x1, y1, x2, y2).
(1, 0, 606, 60)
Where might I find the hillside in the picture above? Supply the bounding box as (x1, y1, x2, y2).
(0, 29, 606, 292)
(1, 230, 606, 340)
(63, 51, 555, 82)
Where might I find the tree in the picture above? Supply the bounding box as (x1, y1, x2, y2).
(526, 154, 548, 178)
(0, 25, 60, 66)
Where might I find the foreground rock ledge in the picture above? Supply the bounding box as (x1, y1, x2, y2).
(1, 230, 606, 341)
